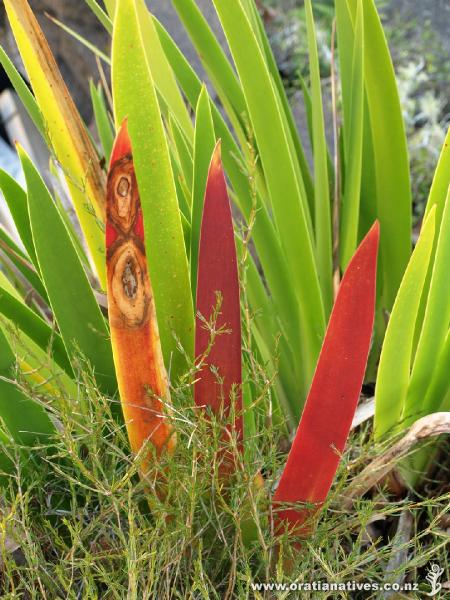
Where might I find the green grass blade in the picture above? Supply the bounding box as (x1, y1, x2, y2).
(405, 188, 450, 427)
(341, 0, 411, 376)
(84, 0, 113, 34)
(358, 101, 380, 382)
(18, 146, 116, 394)
(242, 381, 256, 457)
(46, 13, 111, 64)
(190, 87, 216, 301)
(211, 0, 325, 385)
(112, 0, 194, 380)
(0, 268, 74, 390)
(226, 2, 311, 219)
(90, 81, 114, 162)
(304, 0, 332, 311)
(0, 427, 15, 480)
(374, 208, 436, 440)
(153, 17, 200, 104)
(339, 0, 364, 268)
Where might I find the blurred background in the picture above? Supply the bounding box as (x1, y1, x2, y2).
(0, 0, 449, 227)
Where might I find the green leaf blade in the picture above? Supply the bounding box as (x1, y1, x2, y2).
(405, 189, 450, 426)
(112, 0, 194, 380)
(190, 87, 216, 301)
(0, 283, 73, 377)
(0, 328, 55, 446)
(374, 208, 436, 440)
(211, 0, 325, 384)
(360, 0, 412, 310)
(90, 81, 114, 162)
(304, 0, 332, 311)
(0, 169, 38, 267)
(339, 0, 365, 268)
(18, 146, 116, 394)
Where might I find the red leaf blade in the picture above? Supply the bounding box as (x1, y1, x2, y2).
(106, 120, 174, 473)
(273, 222, 380, 535)
(194, 141, 243, 446)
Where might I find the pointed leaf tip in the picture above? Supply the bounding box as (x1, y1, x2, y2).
(112, 0, 195, 378)
(109, 118, 131, 166)
(367, 219, 380, 244)
(106, 126, 174, 470)
(195, 142, 243, 464)
(211, 139, 223, 170)
(273, 222, 380, 537)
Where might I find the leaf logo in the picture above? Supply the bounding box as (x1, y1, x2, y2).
(425, 563, 444, 597)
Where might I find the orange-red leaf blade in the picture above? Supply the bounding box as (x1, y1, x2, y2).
(195, 141, 243, 447)
(106, 121, 174, 472)
(273, 222, 380, 535)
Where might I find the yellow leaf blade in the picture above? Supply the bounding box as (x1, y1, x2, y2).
(5, 0, 107, 283)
